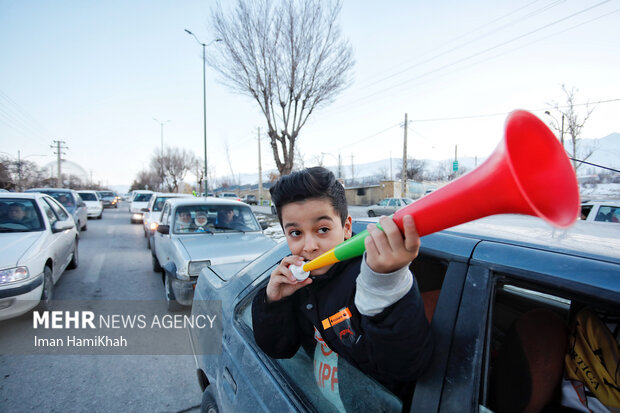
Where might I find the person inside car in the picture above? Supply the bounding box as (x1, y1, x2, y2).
(216, 207, 244, 230)
(251, 167, 432, 409)
(1, 203, 32, 227)
(193, 211, 209, 232)
(175, 210, 193, 232)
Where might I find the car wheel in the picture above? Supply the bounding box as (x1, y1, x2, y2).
(200, 387, 219, 413)
(114, 204, 118, 209)
(82, 221, 87, 231)
(146, 236, 151, 250)
(165, 273, 183, 312)
(368, 210, 376, 217)
(152, 255, 162, 272)
(98, 212, 103, 219)
(38, 266, 54, 310)
(67, 239, 79, 269)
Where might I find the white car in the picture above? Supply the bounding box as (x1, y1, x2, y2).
(580, 201, 620, 223)
(143, 192, 193, 249)
(77, 190, 104, 219)
(0, 192, 79, 320)
(129, 190, 153, 224)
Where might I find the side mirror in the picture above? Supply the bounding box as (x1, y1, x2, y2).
(157, 224, 170, 234)
(141, 208, 150, 212)
(260, 222, 269, 230)
(52, 220, 75, 233)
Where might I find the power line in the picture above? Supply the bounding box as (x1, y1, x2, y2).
(330, 0, 612, 114)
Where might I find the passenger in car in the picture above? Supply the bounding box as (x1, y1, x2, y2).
(175, 210, 193, 232)
(252, 167, 432, 407)
(193, 211, 209, 232)
(2, 203, 28, 226)
(216, 207, 244, 229)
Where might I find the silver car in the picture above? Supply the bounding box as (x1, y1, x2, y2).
(152, 197, 275, 311)
(143, 192, 193, 250)
(367, 197, 414, 217)
(0, 192, 79, 320)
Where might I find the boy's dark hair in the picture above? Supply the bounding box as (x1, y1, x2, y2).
(270, 167, 348, 226)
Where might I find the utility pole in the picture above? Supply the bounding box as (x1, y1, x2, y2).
(51, 140, 68, 187)
(350, 154, 354, 185)
(258, 127, 263, 205)
(338, 153, 342, 179)
(17, 150, 22, 191)
(402, 113, 408, 198)
(390, 151, 393, 181)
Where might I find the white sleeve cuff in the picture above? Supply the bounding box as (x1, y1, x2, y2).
(354, 253, 413, 316)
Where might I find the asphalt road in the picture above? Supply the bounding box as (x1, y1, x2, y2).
(0, 204, 202, 412)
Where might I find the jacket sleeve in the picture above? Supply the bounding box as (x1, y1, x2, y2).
(355, 256, 433, 381)
(251, 287, 302, 359)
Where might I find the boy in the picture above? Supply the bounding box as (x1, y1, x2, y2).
(252, 167, 433, 405)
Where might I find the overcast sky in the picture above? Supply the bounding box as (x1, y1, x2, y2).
(1, 0, 619, 188)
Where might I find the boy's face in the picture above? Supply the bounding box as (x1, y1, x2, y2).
(280, 197, 352, 276)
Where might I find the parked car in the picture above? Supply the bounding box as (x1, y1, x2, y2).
(152, 197, 275, 311)
(77, 190, 103, 219)
(25, 188, 88, 232)
(97, 190, 119, 208)
(580, 200, 620, 223)
(241, 194, 257, 205)
(367, 197, 414, 217)
(129, 190, 153, 224)
(189, 214, 620, 412)
(218, 192, 241, 201)
(142, 192, 193, 249)
(0, 192, 79, 320)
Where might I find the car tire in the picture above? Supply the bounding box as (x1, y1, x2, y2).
(82, 221, 87, 231)
(146, 236, 151, 250)
(200, 387, 219, 413)
(98, 213, 103, 220)
(368, 210, 376, 217)
(152, 255, 162, 272)
(38, 266, 54, 310)
(165, 273, 183, 312)
(67, 239, 79, 269)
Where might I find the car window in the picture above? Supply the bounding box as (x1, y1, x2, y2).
(35, 190, 75, 208)
(0, 198, 45, 231)
(152, 197, 170, 212)
(388, 199, 398, 207)
(173, 205, 261, 233)
(594, 206, 620, 223)
(378, 199, 388, 206)
(39, 199, 58, 226)
(78, 192, 98, 201)
(580, 205, 593, 220)
(402, 199, 413, 205)
(133, 193, 152, 202)
(45, 197, 70, 221)
(236, 277, 402, 413)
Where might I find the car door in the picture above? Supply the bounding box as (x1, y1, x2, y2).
(374, 198, 389, 215)
(154, 203, 172, 265)
(41, 198, 73, 279)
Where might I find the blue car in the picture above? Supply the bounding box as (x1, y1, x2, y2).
(189, 215, 620, 412)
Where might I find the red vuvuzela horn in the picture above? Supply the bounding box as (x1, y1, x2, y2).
(302, 109, 580, 272)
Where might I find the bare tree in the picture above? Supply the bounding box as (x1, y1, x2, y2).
(130, 170, 160, 191)
(548, 85, 596, 171)
(210, 0, 354, 176)
(398, 158, 426, 181)
(161, 147, 193, 192)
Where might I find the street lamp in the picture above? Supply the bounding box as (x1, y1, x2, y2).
(152, 118, 170, 157)
(544, 110, 565, 148)
(184, 29, 222, 195)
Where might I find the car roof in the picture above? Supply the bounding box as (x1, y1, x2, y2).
(77, 190, 98, 193)
(151, 192, 192, 197)
(165, 197, 247, 208)
(581, 200, 620, 206)
(443, 214, 620, 263)
(0, 192, 45, 200)
(26, 187, 75, 193)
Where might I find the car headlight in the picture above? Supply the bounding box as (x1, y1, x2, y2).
(149, 222, 159, 231)
(188, 260, 211, 277)
(0, 266, 30, 285)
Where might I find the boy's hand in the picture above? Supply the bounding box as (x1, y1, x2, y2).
(266, 255, 312, 303)
(364, 215, 420, 274)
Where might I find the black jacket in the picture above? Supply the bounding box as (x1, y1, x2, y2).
(252, 256, 433, 401)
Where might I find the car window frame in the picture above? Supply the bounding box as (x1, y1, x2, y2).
(44, 197, 70, 221)
(39, 198, 59, 227)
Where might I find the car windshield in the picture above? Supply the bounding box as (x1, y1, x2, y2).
(0, 198, 45, 232)
(152, 197, 170, 212)
(36, 191, 75, 208)
(173, 204, 261, 234)
(134, 193, 152, 202)
(78, 192, 98, 201)
(99, 191, 114, 198)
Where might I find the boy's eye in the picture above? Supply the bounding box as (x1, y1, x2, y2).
(318, 227, 330, 234)
(288, 230, 301, 238)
